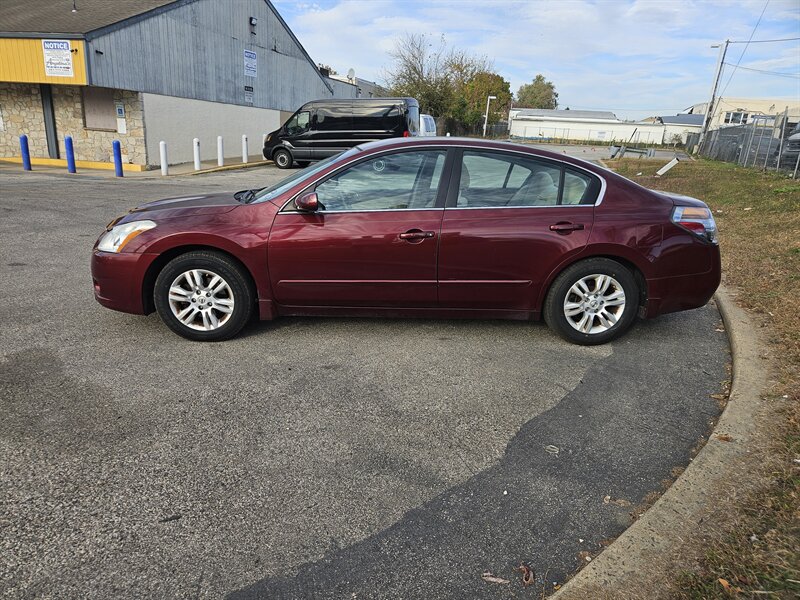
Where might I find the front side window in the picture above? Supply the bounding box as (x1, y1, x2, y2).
(314, 150, 446, 211)
(286, 111, 310, 134)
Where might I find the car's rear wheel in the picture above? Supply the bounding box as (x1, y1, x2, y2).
(544, 258, 639, 345)
(273, 148, 293, 169)
(154, 251, 254, 341)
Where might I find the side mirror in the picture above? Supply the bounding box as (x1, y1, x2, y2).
(295, 191, 319, 212)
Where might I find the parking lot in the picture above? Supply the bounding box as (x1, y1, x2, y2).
(1, 165, 728, 598)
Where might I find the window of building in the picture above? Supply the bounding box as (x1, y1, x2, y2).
(82, 87, 117, 130)
(724, 111, 749, 125)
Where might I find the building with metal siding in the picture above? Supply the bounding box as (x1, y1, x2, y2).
(0, 0, 356, 168)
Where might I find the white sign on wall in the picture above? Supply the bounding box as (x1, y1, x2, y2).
(42, 40, 73, 77)
(243, 49, 257, 78)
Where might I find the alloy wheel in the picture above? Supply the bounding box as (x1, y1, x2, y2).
(167, 269, 235, 331)
(563, 274, 626, 334)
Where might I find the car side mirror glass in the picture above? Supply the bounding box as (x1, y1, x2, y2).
(295, 192, 319, 212)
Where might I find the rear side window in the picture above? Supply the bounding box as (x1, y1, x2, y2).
(454, 151, 601, 208)
(562, 170, 593, 205)
(458, 151, 559, 207)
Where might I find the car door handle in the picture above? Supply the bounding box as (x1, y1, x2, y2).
(549, 222, 585, 233)
(399, 230, 435, 240)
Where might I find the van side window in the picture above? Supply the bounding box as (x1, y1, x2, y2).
(315, 106, 352, 131)
(286, 111, 309, 135)
(352, 104, 398, 131)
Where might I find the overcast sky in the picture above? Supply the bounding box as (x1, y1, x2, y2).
(274, 0, 800, 121)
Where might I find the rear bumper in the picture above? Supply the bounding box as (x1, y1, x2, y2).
(91, 251, 158, 315)
(644, 248, 721, 318)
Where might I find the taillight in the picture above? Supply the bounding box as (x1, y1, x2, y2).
(403, 130, 410, 137)
(672, 205, 718, 244)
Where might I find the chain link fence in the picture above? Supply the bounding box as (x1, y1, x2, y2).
(699, 110, 800, 177)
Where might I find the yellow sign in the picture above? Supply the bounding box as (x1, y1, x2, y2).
(0, 38, 87, 85)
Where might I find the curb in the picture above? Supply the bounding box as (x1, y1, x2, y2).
(552, 285, 770, 598)
(184, 160, 272, 175)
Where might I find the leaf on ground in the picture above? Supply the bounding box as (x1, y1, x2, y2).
(719, 578, 731, 590)
(481, 572, 510, 585)
(515, 563, 535, 586)
(716, 433, 735, 442)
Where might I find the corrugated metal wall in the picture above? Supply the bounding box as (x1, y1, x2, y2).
(86, 0, 356, 112)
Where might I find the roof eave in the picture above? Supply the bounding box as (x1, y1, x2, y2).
(0, 31, 85, 39)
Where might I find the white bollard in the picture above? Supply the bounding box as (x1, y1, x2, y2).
(217, 135, 224, 167)
(159, 140, 168, 176)
(193, 138, 201, 171)
(241, 134, 248, 164)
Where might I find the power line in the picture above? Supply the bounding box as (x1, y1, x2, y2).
(728, 36, 800, 44)
(718, 0, 770, 98)
(723, 62, 800, 79)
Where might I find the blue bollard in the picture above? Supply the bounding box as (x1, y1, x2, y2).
(19, 135, 31, 171)
(112, 140, 123, 177)
(65, 135, 76, 173)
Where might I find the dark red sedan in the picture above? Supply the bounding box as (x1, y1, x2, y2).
(91, 138, 720, 344)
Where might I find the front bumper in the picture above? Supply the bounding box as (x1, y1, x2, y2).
(91, 251, 159, 315)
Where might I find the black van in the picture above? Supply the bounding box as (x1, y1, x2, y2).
(263, 98, 420, 168)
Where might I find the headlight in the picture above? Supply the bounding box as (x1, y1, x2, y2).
(97, 220, 156, 253)
(266, 133, 272, 142)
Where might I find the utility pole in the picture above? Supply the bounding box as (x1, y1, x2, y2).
(698, 39, 729, 149)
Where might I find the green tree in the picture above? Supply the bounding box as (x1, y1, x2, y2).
(462, 71, 512, 127)
(516, 75, 558, 109)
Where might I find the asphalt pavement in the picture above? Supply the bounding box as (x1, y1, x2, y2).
(0, 165, 728, 598)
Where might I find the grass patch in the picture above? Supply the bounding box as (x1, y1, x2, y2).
(607, 158, 799, 598)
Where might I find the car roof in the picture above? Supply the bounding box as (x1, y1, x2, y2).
(353, 137, 604, 173)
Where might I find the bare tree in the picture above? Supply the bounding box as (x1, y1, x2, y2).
(383, 34, 491, 118)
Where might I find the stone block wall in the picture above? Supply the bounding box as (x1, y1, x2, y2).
(0, 83, 48, 158)
(0, 82, 147, 166)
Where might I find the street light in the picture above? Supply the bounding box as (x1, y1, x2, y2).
(483, 95, 497, 137)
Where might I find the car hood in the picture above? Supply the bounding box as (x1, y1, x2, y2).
(122, 193, 239, 221)
(654, 190, 708, 208)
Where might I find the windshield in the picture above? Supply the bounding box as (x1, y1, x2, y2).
(250, 148, 361, 204)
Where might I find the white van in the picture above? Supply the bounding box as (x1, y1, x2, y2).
(419, 114, 437, 137)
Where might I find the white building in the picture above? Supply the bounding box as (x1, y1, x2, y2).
(509, 109, 667, 145)
(687, 97, 800, 129)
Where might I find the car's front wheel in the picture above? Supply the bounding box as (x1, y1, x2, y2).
(272, 148, 293, 169)
(544, 258, 639, 345)
(154, 251, 254, 341)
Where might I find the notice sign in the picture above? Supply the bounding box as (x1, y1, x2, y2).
(244, 85, 254, 104)
(243, 49, 257, 77)
(42, 40, 73, 77)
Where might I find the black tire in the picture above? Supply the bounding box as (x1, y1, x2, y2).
(543, 258, 639, 345)
(154, 251, 255, 342)
(273, 148, 293, 169)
